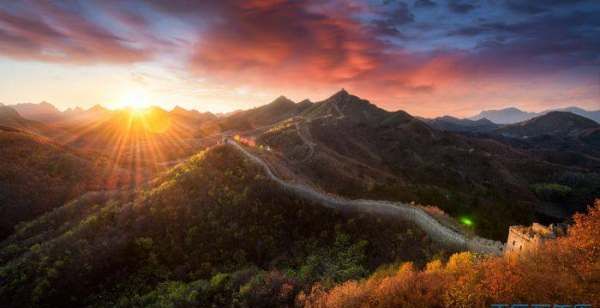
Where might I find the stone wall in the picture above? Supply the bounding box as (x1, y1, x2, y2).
(504, 223, 566, 254)
(228, 139, 506, 255)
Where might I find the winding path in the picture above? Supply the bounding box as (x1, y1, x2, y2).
(227, 139, 505, 255)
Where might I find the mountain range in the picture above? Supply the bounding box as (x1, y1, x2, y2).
(6, 99, 598, 125)
(470, 106, 600, 124)
(257, 90, 599, 237)
(0, 91, 599, 307)
(7, 101, 63, 123)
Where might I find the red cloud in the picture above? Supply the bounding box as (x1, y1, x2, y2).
(189, 2, 380, 85)
(184, 0, 471, 108)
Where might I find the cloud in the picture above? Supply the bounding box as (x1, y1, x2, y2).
(448, 10, 600, 74)
(504, 0, 589, 15)
(384, 2, 415, 25)
(187, 1, 381, 85)
(414, 0, 436, 8)
(0, 0, 598, 116)
(447, 0, 477, 14)
(503, 1, 548, 15)
(0, 2, 151, 63)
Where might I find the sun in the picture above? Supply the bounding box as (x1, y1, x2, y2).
(114, 89, 152, 112)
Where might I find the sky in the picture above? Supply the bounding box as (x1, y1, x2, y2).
(0, 0, 599, 117)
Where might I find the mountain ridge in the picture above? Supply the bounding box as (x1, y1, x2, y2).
(470, 106, 600, 124)
(495, 111, 599, 139)
(7, 101, 63, 123)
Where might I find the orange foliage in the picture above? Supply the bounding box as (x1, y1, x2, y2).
(301, 200, 600, 307)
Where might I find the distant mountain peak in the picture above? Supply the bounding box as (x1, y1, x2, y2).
(88, 104, 107, 112)
(13, 101, 59, 111)
(329, 88, 351, 99)
(270, 95, 294, 106)
(495, 111, 599, 138)
(470, 107, 537, 124)
(425, 114, 499, 132)
(530, 111, 597, 126)
(503, 107, 522, 112)
(7, 101, 62, 123)
(64, 106, 84, 114)
(171, 105, 188, 113)
(470, 106, 599, 124)
(474, 117, 495, 125)
(0, 105, 20, 118)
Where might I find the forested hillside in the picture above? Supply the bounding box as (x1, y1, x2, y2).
(0, 127, 125, 239)
(257, 91, 600, 240)
(0, 145, 446, 307)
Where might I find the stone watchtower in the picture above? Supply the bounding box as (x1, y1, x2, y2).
(504, 222, 566, 254)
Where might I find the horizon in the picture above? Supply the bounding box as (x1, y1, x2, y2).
(2, 89, 598, 120)
(1, 1, 599, 117)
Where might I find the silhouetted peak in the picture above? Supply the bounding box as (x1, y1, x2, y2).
(270, 95, 294, 105)
(473, 117, 496, 125)
(337, 88, 349, 95)
(330, 88, 351, 99)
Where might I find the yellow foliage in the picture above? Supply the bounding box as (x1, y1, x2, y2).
(425, 259, 443, 273)
(445, 251, 476, 273)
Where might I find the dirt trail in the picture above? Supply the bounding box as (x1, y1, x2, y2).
(227, 139, 505, 255)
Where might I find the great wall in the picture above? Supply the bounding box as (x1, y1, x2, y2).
(227, 139, 506, 255)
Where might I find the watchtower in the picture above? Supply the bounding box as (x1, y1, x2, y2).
(505, 223, 566, 254)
